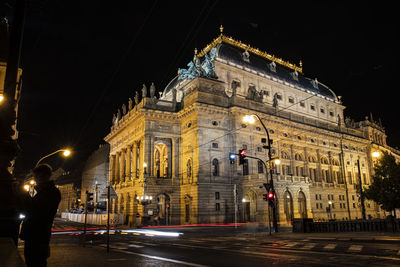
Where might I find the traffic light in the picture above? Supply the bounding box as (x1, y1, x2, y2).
(267, 192, 274, 207)
(229, 153, 236, 164)
(87, 191, 94, 202)
(263, 193, 268, 201)
(238, 149, 246, 165)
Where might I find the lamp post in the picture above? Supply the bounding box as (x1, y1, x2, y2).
(328, 201, 333, 220)
(356, 158, 366, 220)
(35, 148, 71, 167)
(243, 114, 278, 232)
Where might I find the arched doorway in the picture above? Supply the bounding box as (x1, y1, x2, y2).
(284, 191, 293, 223)
(242, 190, 257, 222)
(298, 191, 307, 218)
(154, 143, 169, 178)
(156, 194, 171, 225)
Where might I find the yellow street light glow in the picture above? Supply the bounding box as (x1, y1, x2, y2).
(274, 159, 281, 165)
(63, 149, 71, 157)
(372, 151, 380, 158)
(23, 185, 30, 191)
(0, 94, 4, 103)
(143, 162, 148, 168)
(29, 179, 36, 185)
(243, 115, 256, 124)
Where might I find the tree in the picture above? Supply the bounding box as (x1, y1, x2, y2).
(364, 151, 400, 217)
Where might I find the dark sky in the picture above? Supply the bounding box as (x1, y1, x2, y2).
(3, 1, 399, 175)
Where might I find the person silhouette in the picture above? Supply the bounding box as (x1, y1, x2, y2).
(20, 164, 61, 267)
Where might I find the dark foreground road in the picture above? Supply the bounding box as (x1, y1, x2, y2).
(17, 221, 400, 266)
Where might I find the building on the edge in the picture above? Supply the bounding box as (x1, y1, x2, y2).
(81, 143, 110, 210)
(52, 168, 81, 215)
(0, 17, 23, 175)
(104, 27, 400, 227)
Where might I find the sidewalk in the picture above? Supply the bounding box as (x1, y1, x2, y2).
(239, 230, 400, 243)
(18, 243, 164, 267)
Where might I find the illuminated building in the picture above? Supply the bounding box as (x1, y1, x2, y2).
(105, 27, 400, 226)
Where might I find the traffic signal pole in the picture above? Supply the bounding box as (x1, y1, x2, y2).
(252, 114, 278, 233)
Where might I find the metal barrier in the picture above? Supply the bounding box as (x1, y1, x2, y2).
(293, 218, 400, 233)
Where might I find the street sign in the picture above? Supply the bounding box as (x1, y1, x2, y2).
(100, 186, 118, 199)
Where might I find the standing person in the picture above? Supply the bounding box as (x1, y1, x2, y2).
(20, 164, 61, 267)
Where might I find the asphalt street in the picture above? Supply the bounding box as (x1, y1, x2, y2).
(17, 219, 400, 266)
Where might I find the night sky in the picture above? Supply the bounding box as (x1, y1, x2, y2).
(3, 1, 399, 176)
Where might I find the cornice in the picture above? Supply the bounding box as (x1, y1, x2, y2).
(198, 33, 302, 73)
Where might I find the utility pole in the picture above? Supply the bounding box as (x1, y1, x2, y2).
(338, 115, 351, 220)
(357, 159, 366, 220)
(107, 185, 110, 253)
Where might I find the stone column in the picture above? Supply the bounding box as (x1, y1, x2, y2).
(316, 149, 322, 182)
(126, 145, 131, 181)
(110, 154, 115, 184)
(115, 152, 120, 184)
(290, 144, 295, 176)
(328, 151, 334, 183)
(121, 149, 126, 183)
(132, 142, 138, 179)
(144, 134, 152, 176)
(303, 147, 309, 180)
(172, 137, 180, 183)
(150, 135, 154, 177)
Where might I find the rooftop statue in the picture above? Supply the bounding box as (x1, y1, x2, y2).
(142, 84, 147, 98)
(134, 91, 139, 105)
(178, 48, 217, 81)
(150, 82, 156, 98)
(128, 98, 133, 110)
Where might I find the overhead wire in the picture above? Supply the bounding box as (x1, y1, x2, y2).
(72, 0, 159, 148)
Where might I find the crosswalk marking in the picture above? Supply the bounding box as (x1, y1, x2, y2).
(323, 243, 337, 250)
(348, 245, 363, 252)
(302, 243, 316, 250)
(128, 244, 144, 248)
(285, 242, 298, 247)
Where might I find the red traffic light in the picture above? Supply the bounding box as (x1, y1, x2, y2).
(267, 192, 274, 199)
(240, 149, 247, 156)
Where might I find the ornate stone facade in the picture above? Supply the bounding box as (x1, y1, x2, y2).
(105, 32, 400, 226)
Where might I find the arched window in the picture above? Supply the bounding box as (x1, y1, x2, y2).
(298, 191, 307, 218)
(212, 158, 219, 176)
(284, 191, 293, 223)
(295, 153, 303, 161)
(320, 157, 329, 164)
(308, 155, 316, 163)
(332, 159, 340, 166)
(154, 143, 169, 178)
(243, 159, 249, 175)
(281, 151, 290, 159)
(257, 160, 264, 174)
(187, 159, 192, 182)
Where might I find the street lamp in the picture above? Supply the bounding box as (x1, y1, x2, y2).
(243, 114, 278, 232)
(0, 94, 4, 103)
(23, 179, 37, 197)
(328, 201, 333, 220)
(372, 151, 380, 159)
(35, 148, 72, 166)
